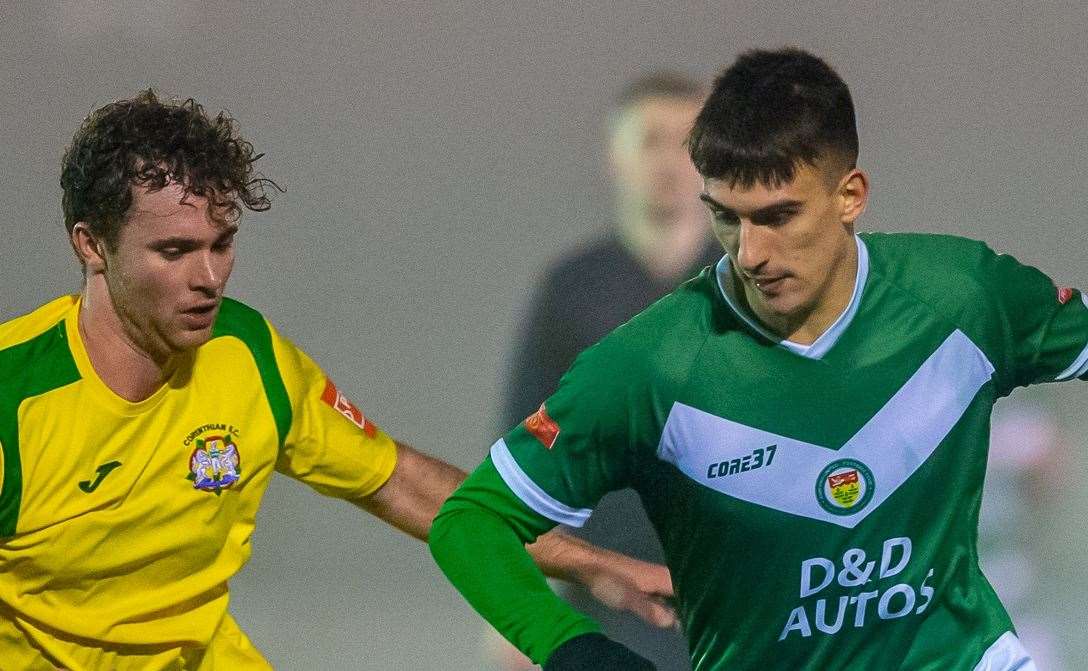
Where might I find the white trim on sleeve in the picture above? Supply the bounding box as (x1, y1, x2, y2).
(490, 438, 593, 527)
(1054, 340, 1088, 381)
(971, 631, 1035, 671)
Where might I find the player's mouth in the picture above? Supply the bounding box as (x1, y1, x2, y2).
(749, 275, 788, 294)
(180, 301, 220, 329)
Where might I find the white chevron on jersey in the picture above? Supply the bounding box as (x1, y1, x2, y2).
(656, 329, 995, 528)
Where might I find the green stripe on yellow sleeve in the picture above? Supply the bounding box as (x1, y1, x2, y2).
(0, 320, 82, 537)
(212, 298, 292, 448)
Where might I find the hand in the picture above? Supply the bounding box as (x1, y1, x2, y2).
(525, 529, 676, 628)
(543, 633, 655, 670)
(581, 553, 676, 629)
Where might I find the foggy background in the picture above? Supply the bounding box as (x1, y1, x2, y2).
(1, 2, 1085, 668)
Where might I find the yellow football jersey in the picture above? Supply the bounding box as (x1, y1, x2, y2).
(0, 295, 398, 670)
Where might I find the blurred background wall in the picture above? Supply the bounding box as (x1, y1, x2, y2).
(1, 2, 1085, 668)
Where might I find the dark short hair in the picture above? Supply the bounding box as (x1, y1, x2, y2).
(687, 48, 858, 188)
(615, 71, 704, 110)
(61, 90, 277, 246)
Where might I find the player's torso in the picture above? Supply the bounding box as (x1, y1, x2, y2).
(635, 247, 1013, 669)
(0, 305, 281, 648)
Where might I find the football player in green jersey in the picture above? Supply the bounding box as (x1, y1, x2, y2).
(429, 48, 1087, 670)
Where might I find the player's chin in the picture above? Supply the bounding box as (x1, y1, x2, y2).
(759, 291, 800, 314)
(168, 326, 215, 353)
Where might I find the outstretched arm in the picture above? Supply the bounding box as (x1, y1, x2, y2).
(350, 442, 674, 626)
(428, 456, 661, 668)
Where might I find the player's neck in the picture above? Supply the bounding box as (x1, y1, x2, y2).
(79, 281, 173, 403)
(619, 214, 709, 283)
(733, 238, 859, 347)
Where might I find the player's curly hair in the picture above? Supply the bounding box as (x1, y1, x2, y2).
(61, 89, 278, 247)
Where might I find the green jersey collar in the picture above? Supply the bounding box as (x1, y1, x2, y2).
(714, 235, 870, 360)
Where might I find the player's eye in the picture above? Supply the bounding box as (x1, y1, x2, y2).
(711, 210, 739, 225)
(757, 210, 796, 227)
(158, 247, 184, 261)
(213, 234, 235, 252)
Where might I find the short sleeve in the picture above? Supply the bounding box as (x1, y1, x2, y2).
(490, 336, 656, 528)
(269, 327, 397, 499)
(985, 250, 1088, 389)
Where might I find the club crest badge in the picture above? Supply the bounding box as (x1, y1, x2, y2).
(187, 434, 242, 495)
(816, 458, 875, 515)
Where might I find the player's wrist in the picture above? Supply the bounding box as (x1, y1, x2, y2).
(542, 633, 655, 671)
(529, 528, 601, 584)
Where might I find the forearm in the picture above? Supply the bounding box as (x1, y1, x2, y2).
(430, 491, 599, 664)
(350, 441, 466, 541)
(353, 442, 623, 584)
(527, 526, 624, 584)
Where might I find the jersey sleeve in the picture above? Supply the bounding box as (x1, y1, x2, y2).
(983, 249, 1088, 391)
(268, 325, 397, 499)
(490, 331, 660, 528)
(430, 457, 601, 664)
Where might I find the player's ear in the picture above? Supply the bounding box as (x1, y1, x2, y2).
(837, 168, 869, 225)
(70, 222, 108, 273)
(606, 106, 639, 183)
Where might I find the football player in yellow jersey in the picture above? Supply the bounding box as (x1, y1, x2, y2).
(0, 91, 675, 670)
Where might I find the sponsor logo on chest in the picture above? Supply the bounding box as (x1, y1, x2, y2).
(778, 535, 938, 642)
(706, 444, 777, 479)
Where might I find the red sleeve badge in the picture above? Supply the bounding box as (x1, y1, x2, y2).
(524, 403, 560, 449)
(321, 378, 377, 437)
(1057, 287, 1075, 304)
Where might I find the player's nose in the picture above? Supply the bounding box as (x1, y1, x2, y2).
(189, 251, 225, 295)
(735, 221, 770, 272)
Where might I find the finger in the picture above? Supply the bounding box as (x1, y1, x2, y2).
(627, 597, 677, 629)
(636, 568, 675, 598)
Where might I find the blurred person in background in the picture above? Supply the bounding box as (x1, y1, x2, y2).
(489, 72, 716, 670)
(980, 400, 1074, 670)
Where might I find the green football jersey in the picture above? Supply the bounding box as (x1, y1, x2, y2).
(489, 233, 1087, 670)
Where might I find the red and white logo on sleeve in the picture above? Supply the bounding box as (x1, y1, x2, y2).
(525, 403, 560, 449)
(1057, 287, 1075, 304)
(321, 378, 377, 437)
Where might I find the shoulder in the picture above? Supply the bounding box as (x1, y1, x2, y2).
(211, 296, 271, 340)
(862, 231, 994, 276)
(209, 297, 297, 441)
(861, 231, 999, 305)
(209, 297, 299, 384)
(861, 230, 1053, 300)
(0, 296, 77, 354)
(211, 297, 307, 358)
(0, 296, 80, 390)
(574, 268, 717, 380)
